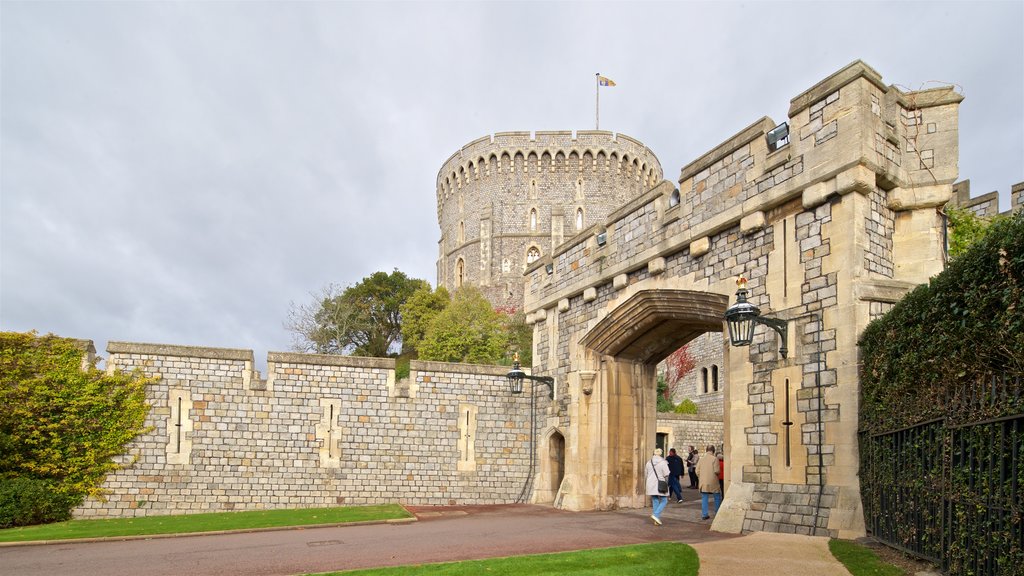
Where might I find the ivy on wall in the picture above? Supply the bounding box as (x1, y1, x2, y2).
(0, 332, 153, 526)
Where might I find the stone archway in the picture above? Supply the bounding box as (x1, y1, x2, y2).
(556, 289, 728, 511)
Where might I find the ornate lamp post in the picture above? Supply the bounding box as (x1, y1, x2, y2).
(724, 276, 788, 359)
(506, 353, 555, 399)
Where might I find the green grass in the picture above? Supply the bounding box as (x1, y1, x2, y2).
(310, 542, 699, 575)
(0, 504, 411, 542)
(829, 539, 905, 576)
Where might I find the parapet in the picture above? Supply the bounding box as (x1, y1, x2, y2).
(949, 180, 1024, 217)
(435, 130, 663, 214)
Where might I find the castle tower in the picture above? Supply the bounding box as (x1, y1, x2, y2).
(436, 131, 663, 309)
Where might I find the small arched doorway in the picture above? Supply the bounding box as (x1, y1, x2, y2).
(548, 431, 565, 497)
(534, 429, 566, 505)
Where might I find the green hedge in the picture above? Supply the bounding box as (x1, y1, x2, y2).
(858, 212, 1024, 575)
(859, 212, 1024, 432)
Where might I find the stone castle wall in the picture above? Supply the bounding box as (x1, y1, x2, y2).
(522, 60, 962, 537)
(436, 131, 663, 309)
(949, 180, 1024, 218)
(74, 342, 537, 517)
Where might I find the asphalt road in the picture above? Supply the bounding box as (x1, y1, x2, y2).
(1, 502, 732, 576)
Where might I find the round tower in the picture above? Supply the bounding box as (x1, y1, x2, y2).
(436, 130, 664, 309)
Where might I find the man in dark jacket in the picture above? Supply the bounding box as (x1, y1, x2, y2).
(666, 448, 685, 502)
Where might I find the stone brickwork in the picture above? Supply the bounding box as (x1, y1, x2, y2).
(743, 483, 838, 535)
(657, 413, 725, 453)
(519, 60, 962, 538)
(74, 342, 536, 517)
(436, 131, 663, 309)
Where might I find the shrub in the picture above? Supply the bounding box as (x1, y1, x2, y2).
(674, 399, 698, 414)
(0, 477, 78, 528)
(0, 332, 153, 519)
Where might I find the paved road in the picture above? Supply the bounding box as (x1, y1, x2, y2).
(1, 501, 732, 576)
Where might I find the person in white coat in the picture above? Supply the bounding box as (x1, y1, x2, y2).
(645, 448, 671, 525)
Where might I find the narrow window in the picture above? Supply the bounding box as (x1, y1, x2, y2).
(456, 258, 465, 288)
(702, 368, 709, 394)
(712, 365, 719, 392)
(575, 208, 584, 231)
(458, 221, 465, 243)
(530, 209, 538, 231)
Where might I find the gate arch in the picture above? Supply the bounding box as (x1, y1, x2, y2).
(555, 289, 728, 511)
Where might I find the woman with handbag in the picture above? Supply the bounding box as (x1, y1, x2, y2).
(645, 448, 671, 525)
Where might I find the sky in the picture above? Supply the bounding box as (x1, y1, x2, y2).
(2, 1, 1022, 369)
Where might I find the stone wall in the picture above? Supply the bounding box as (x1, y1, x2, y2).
(75, 342, 537, 518)
(949, 179, 1024, 217)
(656, 413, 725, 454)
(435, 131, 663, 309)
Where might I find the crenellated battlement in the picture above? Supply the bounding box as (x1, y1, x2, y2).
(436, 130, 663, 214)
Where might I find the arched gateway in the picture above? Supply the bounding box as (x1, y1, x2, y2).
(520, 61, 962, 538)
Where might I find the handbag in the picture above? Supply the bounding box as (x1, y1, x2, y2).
(650, 460, 668, 494)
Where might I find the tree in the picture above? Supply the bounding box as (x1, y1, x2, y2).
(946, 206, 1006, 260)
(504, 309, 533, 367)
(287, 270, 429, 357)
(399, 285, 450, 357)
(418, 286, 509, 364)
(0, 332, 153, 526)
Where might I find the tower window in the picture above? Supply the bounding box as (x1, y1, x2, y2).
(575, 208, 584, 231)
(526, 246, 541, 264)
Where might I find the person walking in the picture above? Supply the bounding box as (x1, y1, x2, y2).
(665, 448, 685, 502)
(695, 445, 722, 520)
(686, 446, 699, 489)
(645, 448, 671, 525)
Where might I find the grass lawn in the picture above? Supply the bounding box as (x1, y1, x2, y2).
(309, 542, 699, 576)
(830, 539, 905, 576)
(0, 504, 411, 543)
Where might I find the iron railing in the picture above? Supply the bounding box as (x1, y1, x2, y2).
(860, 374, 1023, 576)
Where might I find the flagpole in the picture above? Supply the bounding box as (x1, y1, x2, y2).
(595, 73, 600, 130)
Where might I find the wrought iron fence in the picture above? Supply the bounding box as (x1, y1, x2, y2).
(860, 375, 1024, 576)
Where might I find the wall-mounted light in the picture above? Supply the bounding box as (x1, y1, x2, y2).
(596, 232, 607, 246)
(506, 353, 554, 399)
(545, 263, 554, 275)
(766, 122, 790, 153)
(724, 276, 788, 358)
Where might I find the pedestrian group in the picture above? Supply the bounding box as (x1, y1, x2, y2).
(645, 444, 723, 525)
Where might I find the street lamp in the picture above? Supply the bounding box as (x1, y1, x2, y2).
(724, 276, 788, 359)
(506, 353, 555, 399)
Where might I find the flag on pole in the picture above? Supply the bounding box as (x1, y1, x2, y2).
(598, 75, 616, 87)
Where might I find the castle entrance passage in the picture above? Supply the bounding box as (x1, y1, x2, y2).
(556, 289, 728, 511)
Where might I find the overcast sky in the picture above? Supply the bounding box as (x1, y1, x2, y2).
(2, 1, 1022, 368)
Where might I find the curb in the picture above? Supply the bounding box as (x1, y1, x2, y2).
(0, 516, 417, 548)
